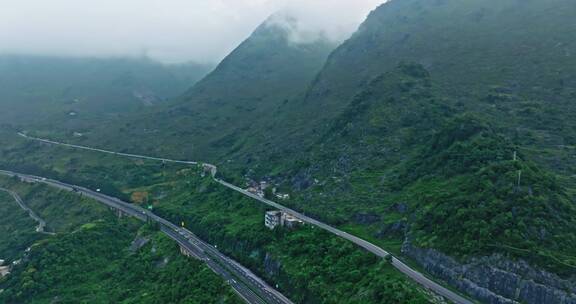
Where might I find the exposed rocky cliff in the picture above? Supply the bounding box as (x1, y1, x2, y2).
(264, 252, 282, 278)
(402, 242, 576, 304)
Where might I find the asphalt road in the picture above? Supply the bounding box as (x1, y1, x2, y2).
(17, 133, 197, 165)
(0, 187, 53, 235)
(216, 180, 474, 304)
(16, 132, 474, 304)
(0, 170, 293, 304)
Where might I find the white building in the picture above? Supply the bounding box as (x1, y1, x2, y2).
(265, 211, 282, 230)
(265, 211, 304, 230)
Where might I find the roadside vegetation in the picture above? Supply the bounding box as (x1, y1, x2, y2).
(0, 220, 241, 304)
(0, 138, 433, 303)
(0, 175, 112, 233)
(120, 171, 433, 304)
(0, 191, 44, 261)
(1, 1, 575, 302)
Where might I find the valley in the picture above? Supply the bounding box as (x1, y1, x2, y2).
(1, 0, 575, 303)
(0, 137, 436, 301)
(6, 133, 472, 303)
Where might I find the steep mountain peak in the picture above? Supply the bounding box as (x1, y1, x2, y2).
(181, 12, 337, 109)
(88, 13, 337, 160)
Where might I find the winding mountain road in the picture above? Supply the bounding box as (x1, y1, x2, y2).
(0, 170, 293, 304)
(0, 187, 54, 235)
(15, 132, 474, 304)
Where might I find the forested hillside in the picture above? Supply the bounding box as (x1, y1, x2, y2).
(0, 174, 112, 261)
(2, 0, 576, 303)
(72, 14, 336, 159)
(0, 176, 240, 304)
(86, 1, 575, 302)
(237, 0, 576, 171)
(0, 221, 241, 304)
(0, 190, 43, 261)
(0, 142, 434, 304)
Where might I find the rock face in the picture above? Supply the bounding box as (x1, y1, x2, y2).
(402, 242, 576, 304)
(264, 252, 282, 278)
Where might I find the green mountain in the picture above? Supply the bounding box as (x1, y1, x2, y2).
(298, 0, 576, 127)
(236, 1, 576, 302)
(261, 0, 576, 190)
(174, 1, 576, 302)
(3, 0, 576, 303)
(79, 14, 336, 159)
(0, 55, 212, 130)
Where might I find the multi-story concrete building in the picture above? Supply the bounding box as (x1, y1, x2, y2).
(265, 211, 282, 229)
(265, 211, 304, 230)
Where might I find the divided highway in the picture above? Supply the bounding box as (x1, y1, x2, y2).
(0, 170, 293, 304)
(16, 132, 474, 304)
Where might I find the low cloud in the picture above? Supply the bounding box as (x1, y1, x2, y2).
(0, 0, 385, 63)
(268, 0, 385, 45)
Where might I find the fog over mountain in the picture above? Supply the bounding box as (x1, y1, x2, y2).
(0, 0, 385, 63)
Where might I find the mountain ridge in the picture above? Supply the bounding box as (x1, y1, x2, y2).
(0, 55, 213, 132)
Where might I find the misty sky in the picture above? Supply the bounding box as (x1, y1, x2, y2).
(0, 0, 385, 64)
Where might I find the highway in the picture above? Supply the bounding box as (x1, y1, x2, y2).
(0, 187, 54, 235)
(0, 170, 293, 304)
(216, 180, 474, 304)
(17, 133, 197, 165)
(16, 132, 474, 304)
